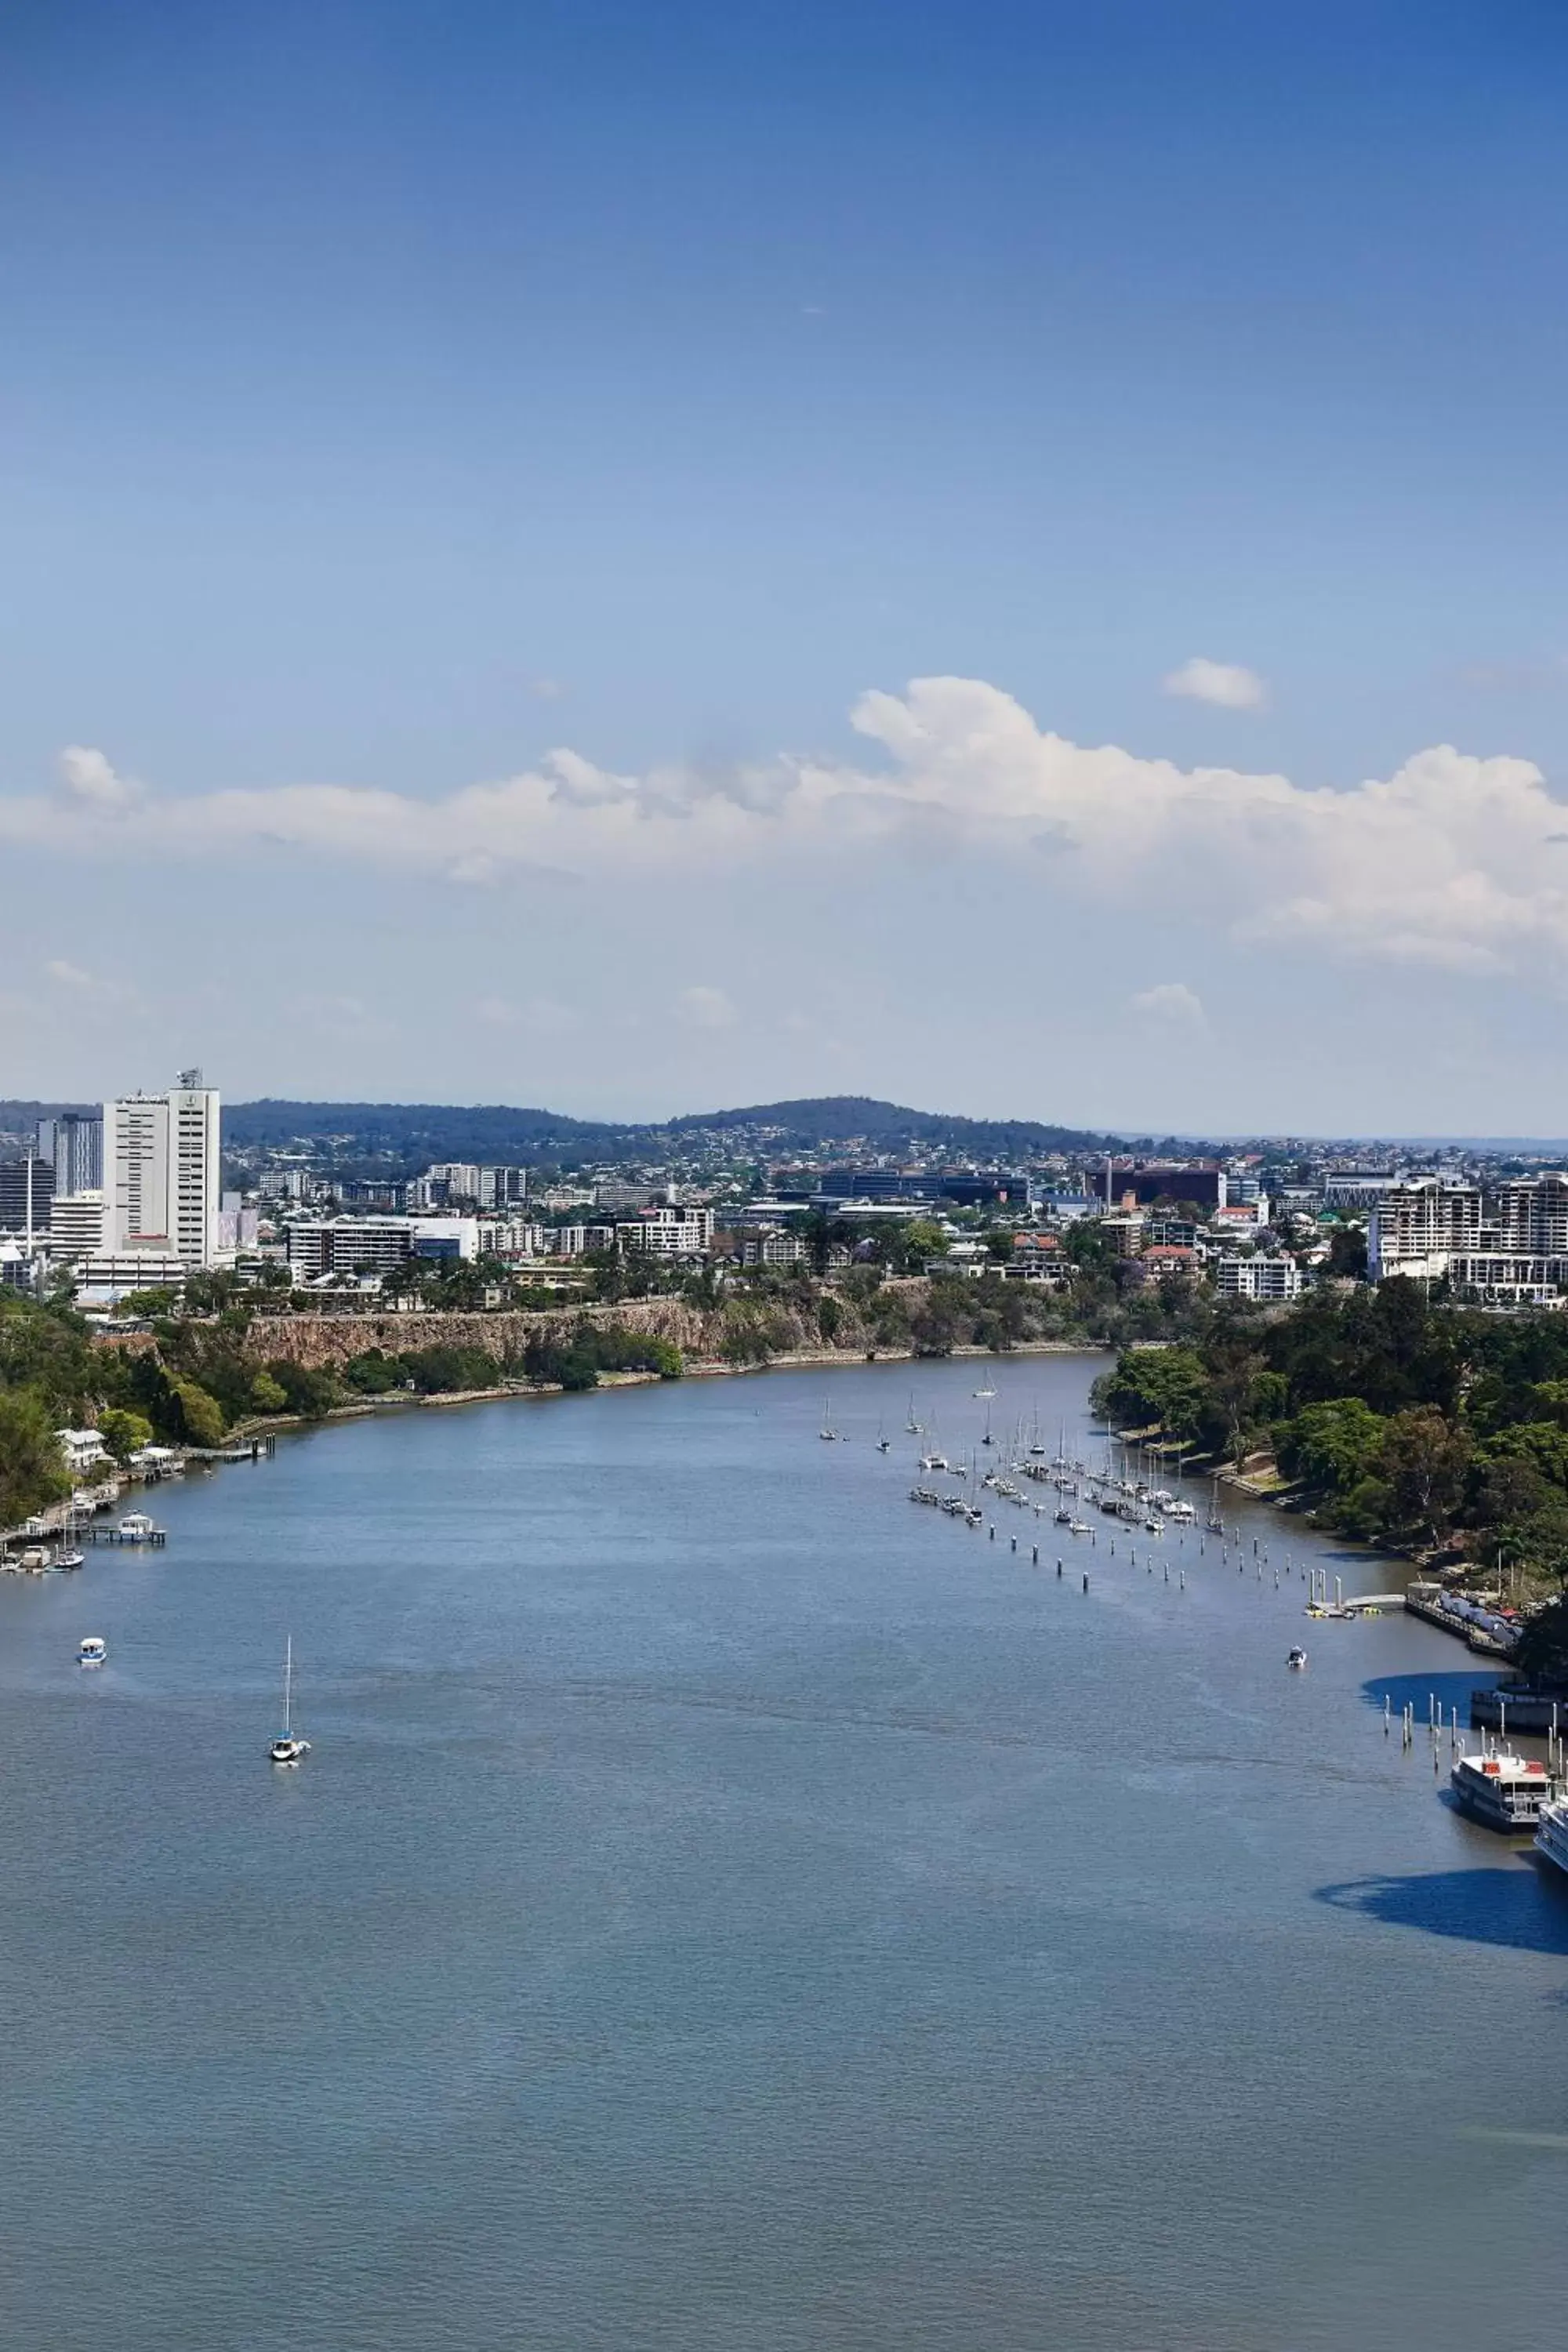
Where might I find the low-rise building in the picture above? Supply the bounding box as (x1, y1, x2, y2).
(1214, 1256, 1302, 1301)
(617, 1207, 715, 1258)
(56, 1428, 110, 1475)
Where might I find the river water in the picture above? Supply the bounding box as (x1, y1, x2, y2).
(3, 1353, 1567, 2352)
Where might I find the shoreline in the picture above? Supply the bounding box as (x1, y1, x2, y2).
(227, 1338, 1110, 1441)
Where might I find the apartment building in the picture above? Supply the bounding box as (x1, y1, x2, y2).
(104, 1072, 220, 1269)
(617, 1206, 716, 1258)
(283, 1215, 479, 1279)
(1367, 1181, 1483, 1281)
(1214, 1256, 1302, 1301)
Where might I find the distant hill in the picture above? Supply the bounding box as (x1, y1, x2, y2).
(213, 1094, 1135, 1169)
(2, 1094, 1159, 1172)
(666, 1096, 1127, 1156)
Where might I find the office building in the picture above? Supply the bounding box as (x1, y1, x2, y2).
(0, 1156, 54, 1236)
(104, 1071, 221, 1268)
(37, 1112, 103, 1197)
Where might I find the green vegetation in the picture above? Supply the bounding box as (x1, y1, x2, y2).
(1094, 1279, 1568, 1591)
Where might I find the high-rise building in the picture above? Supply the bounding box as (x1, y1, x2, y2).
(0, 1156, 54, 1236)
(103, 1070, 221, 1268)
(36, 1112, 103, 1197)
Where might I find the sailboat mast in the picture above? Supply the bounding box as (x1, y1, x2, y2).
(283, 1636, 292, 1737)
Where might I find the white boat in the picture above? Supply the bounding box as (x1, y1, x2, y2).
(1069, 1519, 1091, 1537)
(118, 1513, 155, 1541)
(1534, 1795, 1568, 1877)
(973, 1374, 996, 1399)
(818, 1396, 837, 1441)
(78, 1635, 107, 1668)
(1450, 1744, 1552, 1831)
(1287, 1647, 1308, 1671)
(269, 1636, 311, 1766)
(905, 1393, 919, 1435)
(56, 1546, 85, 1570)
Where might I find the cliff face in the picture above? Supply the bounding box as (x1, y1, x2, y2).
(241, 1288, 922, 1372)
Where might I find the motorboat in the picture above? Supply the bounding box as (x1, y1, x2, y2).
(269, 1636, 311, 1766)
(1287, 1647, 1308, 1671)
(78, 1635, 107, 1668)
(1450, 1744, 1553, 1831)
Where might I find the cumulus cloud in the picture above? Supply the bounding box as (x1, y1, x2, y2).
(676, 985, 739, 1029)
(56, 745, 140, 808)
(1131, 982, 1207, 1029)
(9, 680, 1568, 989)
(1162, 657, 1269, 711)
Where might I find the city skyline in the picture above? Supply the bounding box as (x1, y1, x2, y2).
(5, 2, 1568, 1128)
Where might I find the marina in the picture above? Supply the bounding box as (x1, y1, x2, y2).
(4, 1352, 1568, 2352)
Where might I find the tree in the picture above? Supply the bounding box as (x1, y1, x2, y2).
(1327, 1223, 1369, 1279)
(0, 1390, 70, 1522)
(98, 1407, 154, 1464)
(1275, 1398, 1387, 1494)
(1376, 1406, 1472, 1546)
(247, 1371, 289, 1414)
(169, 1377, 227, 1448)
(117, 1287, 180, 1319)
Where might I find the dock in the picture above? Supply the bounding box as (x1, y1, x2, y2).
(1404, 1584, 1515, 1656)
(1471, 1687, 1567, 1734)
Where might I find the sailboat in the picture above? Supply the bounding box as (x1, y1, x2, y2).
(973, 1370, 996, 1399)
(876, 1418, 890, 1453)
(905, 1392, 920, 1434)
(269, 1636, 310, 1766)
(819, 1396, 837, 1440)
(980, 1402, 995, 1448)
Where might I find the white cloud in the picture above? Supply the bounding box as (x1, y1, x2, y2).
(9, 681, 1568, 990)
(676, 985, 739, 1029)
(1162, 657, 1269, 711)
(1131, 982, 1207, 1029)
(44, 956, 135, 1006)
(474, 993, 580, 1035)
(56, 745, 140, 808)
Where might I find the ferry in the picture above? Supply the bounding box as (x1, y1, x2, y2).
(1534, 1794, 1568, 1878)
(78, 1635, 107, 1668)
(1450, 1745, 1554, 1831)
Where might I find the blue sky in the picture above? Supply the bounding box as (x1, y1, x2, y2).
(5, 0, 1568, 1131)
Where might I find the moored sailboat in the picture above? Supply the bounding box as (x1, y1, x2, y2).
(269, 1636, 310, 1767)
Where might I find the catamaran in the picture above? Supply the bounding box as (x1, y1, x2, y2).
(269, 1636, 310, 1767)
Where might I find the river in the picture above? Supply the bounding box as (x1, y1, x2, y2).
(3, 1352, 1566, 2351)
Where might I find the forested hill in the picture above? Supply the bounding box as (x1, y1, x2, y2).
(665, 1098, 1133, 1155)
(207, 1095, 1140, 1167)
(4, 1094, 1149, 1169)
